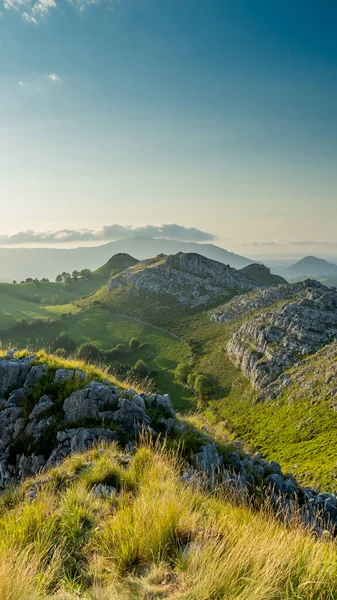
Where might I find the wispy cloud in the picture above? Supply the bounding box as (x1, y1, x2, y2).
(47, 73, 61, 82)
(2, 0, 121, 22)
(3, 0, 57, 22)
(244, 240, 337, 248)
(0, 224, 216, 245)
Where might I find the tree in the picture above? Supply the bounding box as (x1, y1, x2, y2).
(72, 270, 80, 281)
(194, 374, 215, 401)
(33, 278, 40, 287)
(134, 360, 149, 378)
(40, 297, 47, 309)
(129, 338, 140, 351)
(52, 295, 61, 305)
(79, 269, 92, 280)
(175, 361, 192, 384)
(77, 343, 101, 363)
(56, 275, 63, 283)
(25, 278, 33, 284)
(54, 332, 77, 353)
(12, 280, 17, 284)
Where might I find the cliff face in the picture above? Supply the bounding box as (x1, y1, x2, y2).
(225, 281, 337, 390)
(108, 252, 262, 308)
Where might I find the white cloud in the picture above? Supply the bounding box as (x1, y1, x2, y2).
(2, 0, 122, 22)
(47, 73, 61, 82)
(18, 81, 25, 86)
(0, 224, 216, 245)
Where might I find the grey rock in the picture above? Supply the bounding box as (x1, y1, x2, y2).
(0, 358, 32, 395)
(29, 395, 54, 420)
(6, 387, 26, 407)
(54, 369, 74, 384)
(24, 364, 48, 388)
(63, 384, 118, 423)
(92, 484, 117, 498)
(193, 444, 222, 476)
(113, 398, 151, 433)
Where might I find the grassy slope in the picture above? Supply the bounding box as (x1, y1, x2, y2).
(81, 284, 337, 489)
(1, 441, 337, 600)
(0, 279, 103, 329)
(2, 307, 192, 409)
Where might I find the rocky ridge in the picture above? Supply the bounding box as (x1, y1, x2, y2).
(224, 280, 337, 389)
(1, 352, 337, 534)
(108, 252, 262, 308)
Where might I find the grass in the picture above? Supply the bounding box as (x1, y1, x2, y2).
(0, 441, 337, 599)
(2, 307, 193, 410)
(77, 282, 337, 489)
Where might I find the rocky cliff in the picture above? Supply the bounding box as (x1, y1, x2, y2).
(224, 280, 337, 389)
(108, 252, 262, 308)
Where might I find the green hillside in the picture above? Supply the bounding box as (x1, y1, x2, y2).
(240, 263, 288, 285)
(2, 306, 192, 409)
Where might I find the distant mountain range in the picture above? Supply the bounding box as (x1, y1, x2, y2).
(287, 255, 337, 278)
(0, 236, 253, 282)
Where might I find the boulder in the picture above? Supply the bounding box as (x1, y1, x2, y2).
(0, 358, 32, 395)
(24, 364, 49, 388)
(29, 395, 54, 420)
(193, 444, 222, 476)
(112, 398, 151, 433)
(63, 384, 118, 423)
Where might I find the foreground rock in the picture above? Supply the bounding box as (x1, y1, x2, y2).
(0, 355, 176, 486)
(2, 353, 337, 535)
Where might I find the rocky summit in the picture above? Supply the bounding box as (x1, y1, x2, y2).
(0, 354, 175, 487)
(225, 280, 337, 389)
(108, 252, 262, 308)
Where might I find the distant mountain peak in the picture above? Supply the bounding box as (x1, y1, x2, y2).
(288, 255, 337, 276)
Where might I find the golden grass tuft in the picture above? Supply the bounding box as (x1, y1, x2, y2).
(0, 441, 336, 598)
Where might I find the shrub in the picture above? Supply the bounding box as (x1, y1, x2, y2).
(54, 348, 67, 358)
(77, 343, 101, 363)
(194, 374, 215, 401)
(54, 332, 77, 353)
(134, 360, 149, 378)
(175, 361, 192, 384)
(116, 344, 127, 354)
(187, 372, 198, 388)
(129, 338, 140, 351)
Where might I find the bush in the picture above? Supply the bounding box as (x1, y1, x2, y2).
(77, 343, 101, 363)
(134, 360, 149, 378)
(54, 332, 77, 353)
(187, 372, 198, 388)
(175, 361, 192, 384)
(116, 344, 127, 354)
(54, 348, 67, 358)
(129, 338, 140, 351)
(194, 374, 215, 401)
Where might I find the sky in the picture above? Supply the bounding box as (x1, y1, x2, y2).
(0, 0, 336, 257)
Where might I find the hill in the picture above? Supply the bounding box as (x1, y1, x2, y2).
(105, 252, 261, 310)
(93, 252, 139, 279)
(1, 351, 337, 599)
(240, 263, 288, 286)
(288, 255, 337, 277)
(0, 237, 252, 282)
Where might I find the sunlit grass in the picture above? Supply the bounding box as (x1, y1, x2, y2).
(0, 441, 336, 598)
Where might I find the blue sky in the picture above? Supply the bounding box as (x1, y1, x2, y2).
(0, 0, 336, 255)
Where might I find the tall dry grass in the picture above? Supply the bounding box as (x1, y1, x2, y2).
(0, 442, 336, 599)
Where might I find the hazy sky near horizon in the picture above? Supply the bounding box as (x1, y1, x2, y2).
(0, 0, 336, 256)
